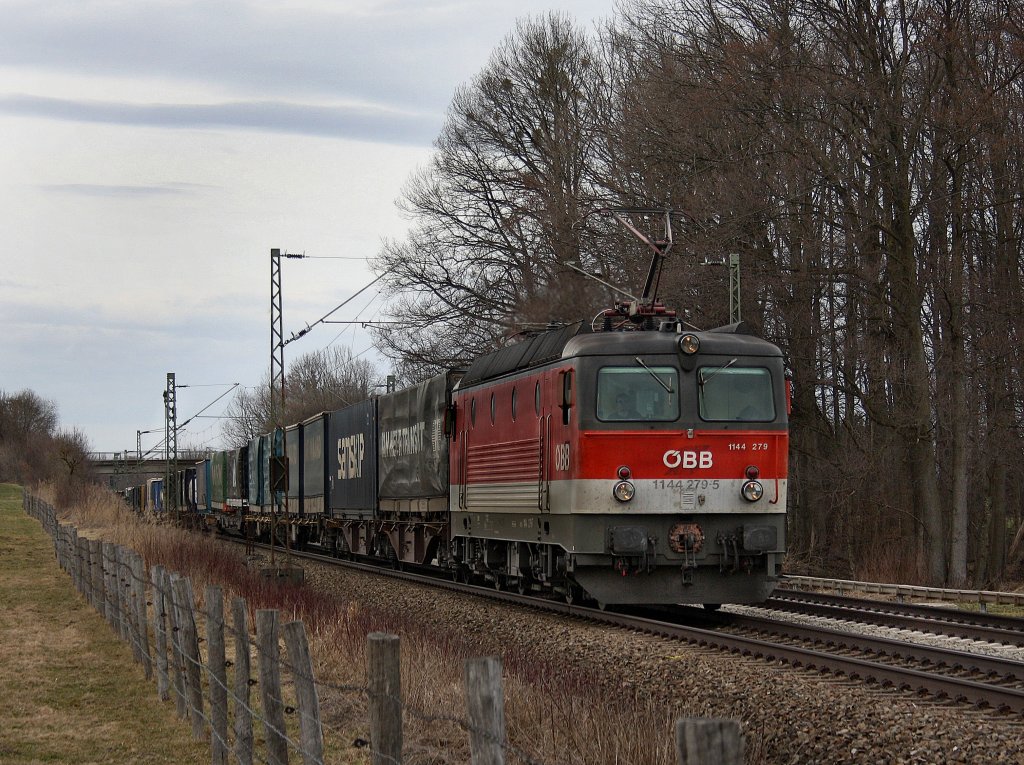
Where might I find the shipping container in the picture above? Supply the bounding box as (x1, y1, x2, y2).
(377, 371, 456, 514)
(301, 412, 328, 517)
(147, 477, 164, 513)
(226, 446, 248, 509)
(210, 450, 228, 509)
(247, 434, 264, 509)
(327, 398, 377, 518)
(195, 458, 211, 513)
(285, 423, 302, 511)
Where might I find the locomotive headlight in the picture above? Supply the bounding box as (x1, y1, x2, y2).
(679, 334, 700, 355)
(613, 480, 636, 502)
(741, 480, 764, 502)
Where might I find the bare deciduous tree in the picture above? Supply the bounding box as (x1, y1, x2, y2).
(221, 347, 379, 447)
(372, 13, 613, 371)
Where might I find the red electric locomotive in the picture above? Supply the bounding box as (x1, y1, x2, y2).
(448, 311, 788, 607)
(446, 210, 788, 606)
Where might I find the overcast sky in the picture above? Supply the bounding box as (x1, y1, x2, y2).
(0, 0, 617, 454)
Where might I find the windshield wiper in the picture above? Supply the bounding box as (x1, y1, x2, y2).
(634, 357, 674, 393)
(698, 358, 737, 387)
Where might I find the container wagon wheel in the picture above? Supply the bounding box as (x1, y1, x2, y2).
(379, 535, 401, 570)
(516, 575, 532, 596)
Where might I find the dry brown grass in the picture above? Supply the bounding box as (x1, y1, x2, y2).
(35, 484, 678, 764)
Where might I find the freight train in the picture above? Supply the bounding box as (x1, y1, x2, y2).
(128, 311, 788, 608)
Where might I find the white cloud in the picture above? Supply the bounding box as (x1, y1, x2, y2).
(0, 0, 618, 450)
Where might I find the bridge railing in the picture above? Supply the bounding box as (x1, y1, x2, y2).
(87, 451, 212, 463)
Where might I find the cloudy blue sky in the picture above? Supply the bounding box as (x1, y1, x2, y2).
(0, 0, 617, 454)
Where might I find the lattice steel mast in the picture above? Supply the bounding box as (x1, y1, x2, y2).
(163, 371, 177, 519)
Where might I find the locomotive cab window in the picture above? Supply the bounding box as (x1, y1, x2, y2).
(698, 366, 775, 422)
(597, 366, 679, 422)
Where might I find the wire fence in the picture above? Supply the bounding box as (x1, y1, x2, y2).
(23, 492, 744, 765)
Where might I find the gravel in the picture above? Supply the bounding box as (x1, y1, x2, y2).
(292, 555, 1024, 764)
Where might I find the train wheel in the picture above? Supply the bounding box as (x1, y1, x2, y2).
(703, 603, 722, 612)
(493, 574, 505, 591)
(516, 576, 531, 596)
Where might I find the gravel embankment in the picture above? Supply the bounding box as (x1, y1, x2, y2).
(291, 555, 1024, 764)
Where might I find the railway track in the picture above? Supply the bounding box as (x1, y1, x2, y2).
(765, 588, 1024, 646)
(234, 538, 1024, 717)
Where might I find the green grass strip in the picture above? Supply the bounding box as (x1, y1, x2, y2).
(0, 483, 208, 764)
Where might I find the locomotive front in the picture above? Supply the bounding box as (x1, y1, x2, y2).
(559, 324, 788, 606)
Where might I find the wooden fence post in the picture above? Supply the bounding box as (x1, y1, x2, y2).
(256, 609, 289, 765)
(166, 570, 189, 719)
(675, 718, 743, 765)
(151, 564, 170, 702)
(121, 547, 134, 643)
(70, 529, 81, 592)
(367, 632, 402, 765)
(76, 536, 89, 599)
(84, 538, 94, 602)
(465, 657, 505, 765)
(103, 542, 119, 633)
(206, 585, 229, 765)
(123, 550, 144, 667)
(115, 546, 130, 641)
(173, 577, 206, 742)
(232, 597, 254, 765)
(56, 524, 65, 571)
(77, 533, 87, 595)
(284, 621, 323, 765)
(90, 539, 104, 616)
(130, 552, 152, 680)
(61, 525, 70, 577)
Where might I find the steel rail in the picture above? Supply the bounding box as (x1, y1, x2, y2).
(714, 610, 1024, 683)
(781, 574, 1024, 608)
(768, 589, 1024, 646)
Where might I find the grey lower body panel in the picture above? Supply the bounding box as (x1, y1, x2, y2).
(572, 565, 780, 605)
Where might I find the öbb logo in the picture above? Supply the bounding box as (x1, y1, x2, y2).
(663, 450, 713, 470)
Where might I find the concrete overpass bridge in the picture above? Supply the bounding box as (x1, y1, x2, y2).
(88, 451, 209, 491)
